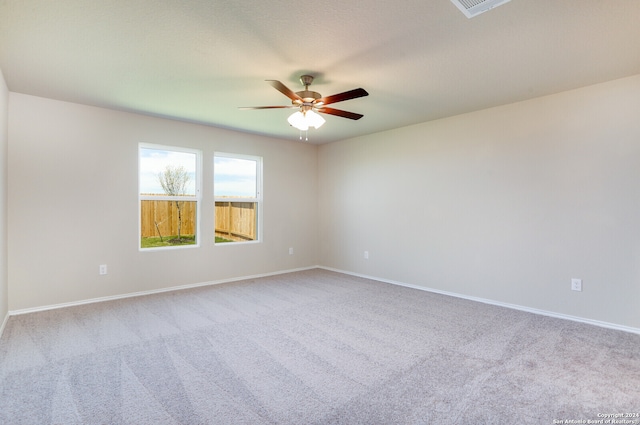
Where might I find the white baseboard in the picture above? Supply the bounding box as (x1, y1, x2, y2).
(0, 312, 9, 341)
(8, 265, 639, 336)
(319, 266, 640, 335)
(8, 266, 317, 316)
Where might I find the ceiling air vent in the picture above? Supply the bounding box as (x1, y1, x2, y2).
(450, 0, 512, 18)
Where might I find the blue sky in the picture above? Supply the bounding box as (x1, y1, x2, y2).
(214, 156, 257, 198)
(139, 147, 258, 198)
(139, 148, 197, 195)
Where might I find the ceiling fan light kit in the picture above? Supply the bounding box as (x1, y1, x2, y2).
(241, 74, 368, 140)
(287, 110, 325, 131)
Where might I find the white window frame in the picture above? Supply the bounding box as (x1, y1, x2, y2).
(139, 143, 202, 251)
(213, 152, 263, 245)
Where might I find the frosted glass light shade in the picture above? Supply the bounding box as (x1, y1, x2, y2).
(306, 110, 325, 128)
(287, 110, 325, 131)
(287, 111, 308, 130)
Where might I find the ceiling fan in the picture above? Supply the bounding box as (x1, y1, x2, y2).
(240, 75, 368, 136)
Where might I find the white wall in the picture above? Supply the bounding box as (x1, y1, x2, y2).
(318, 74, 640, 330)
(8, 94, 318, 310)
(0, 69, 8, 326)
(7, 75, 640, 330)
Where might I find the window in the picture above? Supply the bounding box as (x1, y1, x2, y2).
(139, 144, 201, 249)
(214, 153, 262, 244)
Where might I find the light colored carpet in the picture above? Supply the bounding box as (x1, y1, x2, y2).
(1, 269, 639, 424)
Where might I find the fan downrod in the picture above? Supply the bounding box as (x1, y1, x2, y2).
(295, 75, 321, 104)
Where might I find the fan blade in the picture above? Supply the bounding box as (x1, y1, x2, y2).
(317, 107, 364, 120)
(239, 106, 297, 110)
(266, 80, 302, 102)
(318, 88, 368, 106)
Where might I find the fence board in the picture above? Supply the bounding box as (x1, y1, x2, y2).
(141, 200, 256, 241)
(215, 202, 256, 241)
(140, 200, 196, 238)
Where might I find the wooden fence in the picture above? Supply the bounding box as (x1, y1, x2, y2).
(215, 202, 257, 241)
(140, 200, 196, 238)
(141, 200, 256, 241)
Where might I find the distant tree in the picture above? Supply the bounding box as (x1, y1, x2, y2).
(158, 165, 191, 242)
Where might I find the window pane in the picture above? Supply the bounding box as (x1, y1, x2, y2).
(139, 144, 200, 250)
(141, 200, 197, 248)
(214, 157, 257, 198)
(214, 201, 257, 242)
(214, 153, 261, 244)
(140, 147, 197, 196)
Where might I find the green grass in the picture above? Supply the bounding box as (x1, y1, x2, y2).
(141, 235, 233, 248)
(141, 235, 196, 248)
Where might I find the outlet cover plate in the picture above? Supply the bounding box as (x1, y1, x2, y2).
(571, 278, 582, 292)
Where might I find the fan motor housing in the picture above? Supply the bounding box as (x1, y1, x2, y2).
(295, 75, 321, 104)
(295, 90, 321, 103)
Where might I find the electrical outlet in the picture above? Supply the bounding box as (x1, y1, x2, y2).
(364, 251, 369, 260)
(289, 247, 294, 255)
(571, 278, 582, 292)
(99, 264, 108, 275)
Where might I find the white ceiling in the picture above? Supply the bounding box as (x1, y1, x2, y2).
(1, 0, 639, 144)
